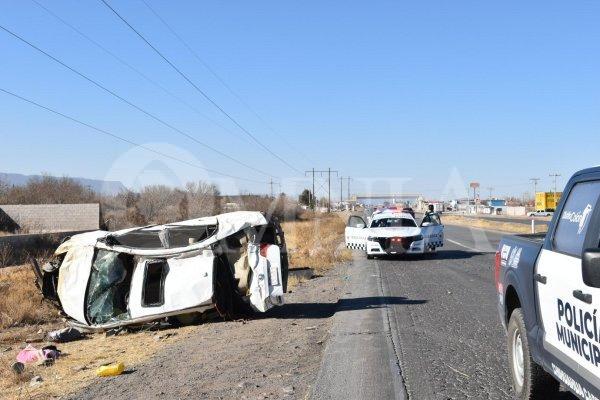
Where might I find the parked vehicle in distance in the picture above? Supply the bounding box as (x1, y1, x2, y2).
(535, 191, 562, 213)
(402, 207, 416, 218)
(527, 210, 553, 217)
(31, 211, 289, 330)
(345, 211, 443, 258)
(495, 167, 600, 399)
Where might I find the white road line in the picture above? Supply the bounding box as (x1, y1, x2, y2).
(446, 238, 490, 253)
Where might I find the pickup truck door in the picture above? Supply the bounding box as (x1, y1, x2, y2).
(345, 215, 367, 251)
(420, 213, 444, 249)
(535, 180, 600, 383)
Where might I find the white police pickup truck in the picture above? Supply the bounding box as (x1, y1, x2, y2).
(496, 167, 600, 399)
(345, 211, 444, 258)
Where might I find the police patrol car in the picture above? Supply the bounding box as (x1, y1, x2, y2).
(345, 210, 444, 259)
(496, 166, 600, 399)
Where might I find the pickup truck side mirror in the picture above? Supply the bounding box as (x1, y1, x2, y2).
(582, 248, 600, 288)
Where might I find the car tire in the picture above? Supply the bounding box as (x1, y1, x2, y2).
(366, 254, 374, 259)
(507, 308, 559, 399)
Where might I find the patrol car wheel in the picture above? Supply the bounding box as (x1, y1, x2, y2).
(507, 308, 559, 399)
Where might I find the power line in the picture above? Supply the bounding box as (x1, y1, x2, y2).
(0, 87, 268, 184)
(139, 0, 314, 165)
(0, 23, 273, 178)
(29, 0, 255, 148)
(99, 0, 303, 175)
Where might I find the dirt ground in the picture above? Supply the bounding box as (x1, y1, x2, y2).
(70, 268, 345, 400)
(1, 266, 345, 400)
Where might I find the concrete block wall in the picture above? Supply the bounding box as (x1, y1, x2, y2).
(0, 203, 99, 233)
(0, 231, 85, 267)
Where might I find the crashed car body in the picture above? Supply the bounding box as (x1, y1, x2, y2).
(345, 211, 444, 257)
(33, 211, 288, 330)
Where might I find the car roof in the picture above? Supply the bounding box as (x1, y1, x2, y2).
(572, 166, 600, 179)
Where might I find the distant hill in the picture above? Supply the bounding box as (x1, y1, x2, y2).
(0, 172, 127, 196)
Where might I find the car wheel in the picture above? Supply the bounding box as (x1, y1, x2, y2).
(366, 254, 374, 260)
(507, 308, 559, 399)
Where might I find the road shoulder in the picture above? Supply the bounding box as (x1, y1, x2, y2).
(310, 256, 406, 400)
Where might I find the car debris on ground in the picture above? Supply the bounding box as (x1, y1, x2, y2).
(47, 327, 84, 343)
(16, 344, 61, 365)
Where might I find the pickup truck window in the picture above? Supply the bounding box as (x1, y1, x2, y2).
(553, 180, 600, 257)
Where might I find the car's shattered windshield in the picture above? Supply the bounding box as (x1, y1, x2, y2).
(86, 250, 134, 324)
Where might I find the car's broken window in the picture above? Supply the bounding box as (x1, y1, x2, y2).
(86, 250, 134, 324)
(142, 260, 168, 307)
(220, 231, 251, 295)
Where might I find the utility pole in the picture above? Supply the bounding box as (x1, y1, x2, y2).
(346, 177, 352, 201)
(268, 178, 275, 199)
(305, 168, 315, 210)
(339, 176, 344, 205)
(549, 173, 561, 210)
(305, 168, 338, 212)
(486, 186, 494, 200)
(328, 167, 332, 213)
(530, 178, 540, 204)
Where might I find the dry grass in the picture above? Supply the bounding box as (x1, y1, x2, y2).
(442, 215, 549, 234)
(0, 266, 60, 330)
(282, 212, 351, 275)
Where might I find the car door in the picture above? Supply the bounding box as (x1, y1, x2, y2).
(420, 213, 444, 248)
(345, 215, 367, 250)
(129, 253, 215, 319)
(535, 179, 600, 386)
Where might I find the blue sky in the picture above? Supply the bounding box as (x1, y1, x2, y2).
(1, 1, 599, 197)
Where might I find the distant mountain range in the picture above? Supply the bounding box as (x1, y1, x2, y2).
(0, 172, 127, 196)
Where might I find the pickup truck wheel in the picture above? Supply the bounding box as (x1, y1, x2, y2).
(508, 308, 559, 399)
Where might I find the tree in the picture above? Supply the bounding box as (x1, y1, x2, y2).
(177, 189, 189, 220)
(299, 189, 312, 206)
(186, 181, 221, 218)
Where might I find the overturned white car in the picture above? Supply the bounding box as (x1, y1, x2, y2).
(32, 211, 288, 330)
(345, 211, 444, 258)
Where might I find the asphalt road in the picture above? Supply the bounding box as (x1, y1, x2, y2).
(312, 224, 575, 400)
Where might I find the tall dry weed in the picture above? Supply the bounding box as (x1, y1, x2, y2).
(282, 213, 351, 274)
(0, 266, 59, 329)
